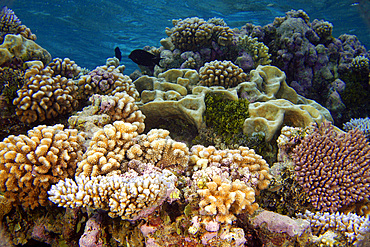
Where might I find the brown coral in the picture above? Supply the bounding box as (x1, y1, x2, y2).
(166, 17, 234, 51)
(0, 124, 85, 208)
(166, 17, 213, 51)
(77, 65, 139, 99)
(199, 60, 247, 88)
(12, 64, 79, 123)
(75, 121, 189, 177)
(48, 57, 81, 78)
(197, 175, 258, 224)
(291, 121, 370, 212)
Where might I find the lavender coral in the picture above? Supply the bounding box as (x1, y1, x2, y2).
(0, 6, 36, 43)
(297, 210, 370, 246)
(343, 117, 370, 140)
(291, 121, 370, 212)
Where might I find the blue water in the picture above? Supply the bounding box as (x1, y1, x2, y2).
(3, 0, 369, 73)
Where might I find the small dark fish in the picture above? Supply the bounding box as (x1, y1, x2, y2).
(129, 49, 161, 67)
(114, 47, 122, 61)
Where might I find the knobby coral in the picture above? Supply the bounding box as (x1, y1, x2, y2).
(199, 60, 247, 88)
(165, 17, 234, 52)
(292, 121, 370, 212)
(197, 175, 258, 224)
(75, 121, 189, 177)
(77, 65, 139, 98)
(0, 124, 85, 208)
(12, 63, 79, 123)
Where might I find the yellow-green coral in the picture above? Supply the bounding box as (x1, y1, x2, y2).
(165, 17, 234, 51)
(204, 93, 249, 145)
(236, 35, 272, 67)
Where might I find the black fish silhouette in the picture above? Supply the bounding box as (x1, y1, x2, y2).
(129, 49, 161, 67)
(114, 47, 122, 61)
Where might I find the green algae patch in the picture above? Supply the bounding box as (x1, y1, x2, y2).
(204, 92, 249, 144)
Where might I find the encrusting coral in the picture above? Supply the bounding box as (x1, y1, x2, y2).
(0, 124, 85, 209)
(75, 121, 189, 177)
(0, 34, 51, 66)
(199, 60, 247, 88)
(12, 63, 79, 123)
(291, 121, 370, 212)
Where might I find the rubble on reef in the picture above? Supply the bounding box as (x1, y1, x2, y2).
(0, 6, 369, 247)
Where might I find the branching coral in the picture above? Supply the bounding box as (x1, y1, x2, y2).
(197, 175, 258, 224)
(190, 145, 272, 192)
(75, 121, 189, 177)
(68, 92, 146, 140)
(77, 65, 139, 98)
(343, 117, 370, 141)
(291, 121, 370, 212)
(0, 67, 24, 105)
(199, 60, 247, 88)
(0, 124, 85, 208)
(297, 210, 370, 246)
(0, 7, 36, 43)
(236, 35, 272, 69)
(12, 63, 79, 123)
(48, 167, 177, 221)
(48, 57, 81, 78)
(312, 19, 333, 41)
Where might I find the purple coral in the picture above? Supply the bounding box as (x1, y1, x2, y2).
(79, 213, 104, 247)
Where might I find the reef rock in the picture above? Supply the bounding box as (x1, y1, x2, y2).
(0, 34, 51, 66)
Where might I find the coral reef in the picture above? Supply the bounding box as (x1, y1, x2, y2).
(68, 92, 146, 140)
(343, 117, 370, 141)
(0, 124, 85, 208)
(297, 210, 370, 246)
(197, 174, 258, 224)
(12, 63, 79, 123)
(75, 121, 189, 177)
(49, 166, 177, 221)
(77, 65, 139, 99)
(0, 34, 51, 66)
(48, 57, 82, 79)
(236, 9, 369, 125)
(199, 60, 247, 88)
(292, 121, 370, 212)
(190, 145, 272, 192)
(0, 6, 36, 43)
